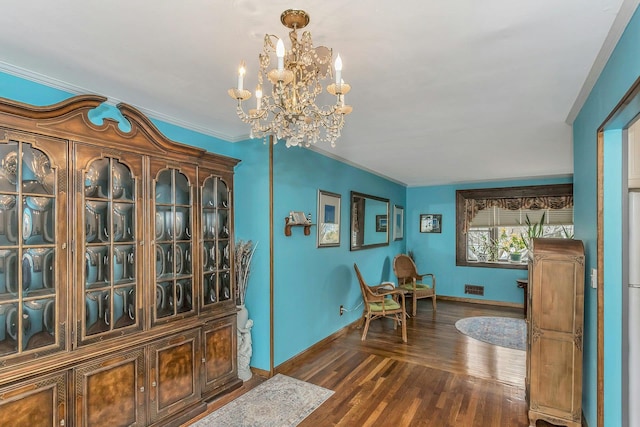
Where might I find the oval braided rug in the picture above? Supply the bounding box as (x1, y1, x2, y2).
(455, 316, 526, 351)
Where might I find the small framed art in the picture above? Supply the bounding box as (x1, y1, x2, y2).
(393, 205, 404, 240)
(376, 215, 388, 232)
(420, 214, 442, 233)
(317, 190, 341, 247)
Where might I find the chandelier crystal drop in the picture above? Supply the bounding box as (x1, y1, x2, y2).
(228, 9, 352, 148)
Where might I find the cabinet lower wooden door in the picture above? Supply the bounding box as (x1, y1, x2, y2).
(148, 329, 200, 423)
(0, 371, 67, 427)
(202, 315, 239, 399)
(74, 348, 146, 427)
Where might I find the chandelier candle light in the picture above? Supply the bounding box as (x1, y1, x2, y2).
(228, 9, 352, 148)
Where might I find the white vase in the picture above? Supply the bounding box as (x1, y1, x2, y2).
(236, 305, 253, 381)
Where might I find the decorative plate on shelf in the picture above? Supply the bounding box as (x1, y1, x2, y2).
(155, 212, 164, 240)
(22, 208, 33, 240)
(1, 151, 17, 185)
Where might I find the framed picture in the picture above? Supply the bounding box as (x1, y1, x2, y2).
(317, 190, 341, 247)
(376, 215, 388, 232)
(420, 214, 442, 233)
(393, 205, 404, 240)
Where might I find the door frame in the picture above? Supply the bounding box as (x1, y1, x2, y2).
(597, 75, 640, 427)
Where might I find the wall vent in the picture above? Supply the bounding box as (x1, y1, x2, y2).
(465, 284, 485, 296)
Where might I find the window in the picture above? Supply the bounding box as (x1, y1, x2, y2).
(455, 184, 573, 269)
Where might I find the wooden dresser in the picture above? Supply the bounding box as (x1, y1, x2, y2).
(526, 238, 585, 427)
(0, 95, 241, 426)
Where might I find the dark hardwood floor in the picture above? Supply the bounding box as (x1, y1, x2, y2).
(187, 300, 548, 427)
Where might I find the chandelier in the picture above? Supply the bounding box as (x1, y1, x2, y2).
(228, 9, 352, 148)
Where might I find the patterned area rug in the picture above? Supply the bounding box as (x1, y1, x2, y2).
(455, 316, 526, 351)
(189, 374, 334, 427)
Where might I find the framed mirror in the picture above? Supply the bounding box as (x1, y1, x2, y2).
(350, 191, 389, 250)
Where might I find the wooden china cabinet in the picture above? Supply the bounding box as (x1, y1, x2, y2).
(0, 95, 241, 426)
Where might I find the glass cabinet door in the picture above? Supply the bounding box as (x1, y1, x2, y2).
(0, 137, 66, 358)
(201, 175, 232, 309)
(81, 155, 140, 342)
(153, 168, 194, 323)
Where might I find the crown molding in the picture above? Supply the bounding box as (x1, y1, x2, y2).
(305, 144, 407, 187)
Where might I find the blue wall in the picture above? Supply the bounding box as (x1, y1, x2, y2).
(573, 6, 640, 426)
(0, 72, 72, 105)
(407, 176, 573, 305)
(271, 144, 406, 366)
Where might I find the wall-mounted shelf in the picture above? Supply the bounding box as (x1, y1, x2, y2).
(284, 217, 315, 236)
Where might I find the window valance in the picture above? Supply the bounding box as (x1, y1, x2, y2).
(465, 196, 573, 229)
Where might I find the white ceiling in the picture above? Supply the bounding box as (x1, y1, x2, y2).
(0, 0, 636, 186)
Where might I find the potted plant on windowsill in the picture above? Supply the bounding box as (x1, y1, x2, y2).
(502, 234, 527, 263)
(520, 212, 546, 256)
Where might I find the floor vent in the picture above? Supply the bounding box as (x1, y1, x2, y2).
(465, 284, 484, 296)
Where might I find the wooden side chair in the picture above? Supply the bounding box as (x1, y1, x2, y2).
(393, 254, 436, 316)
(353, 263, 407, 343)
